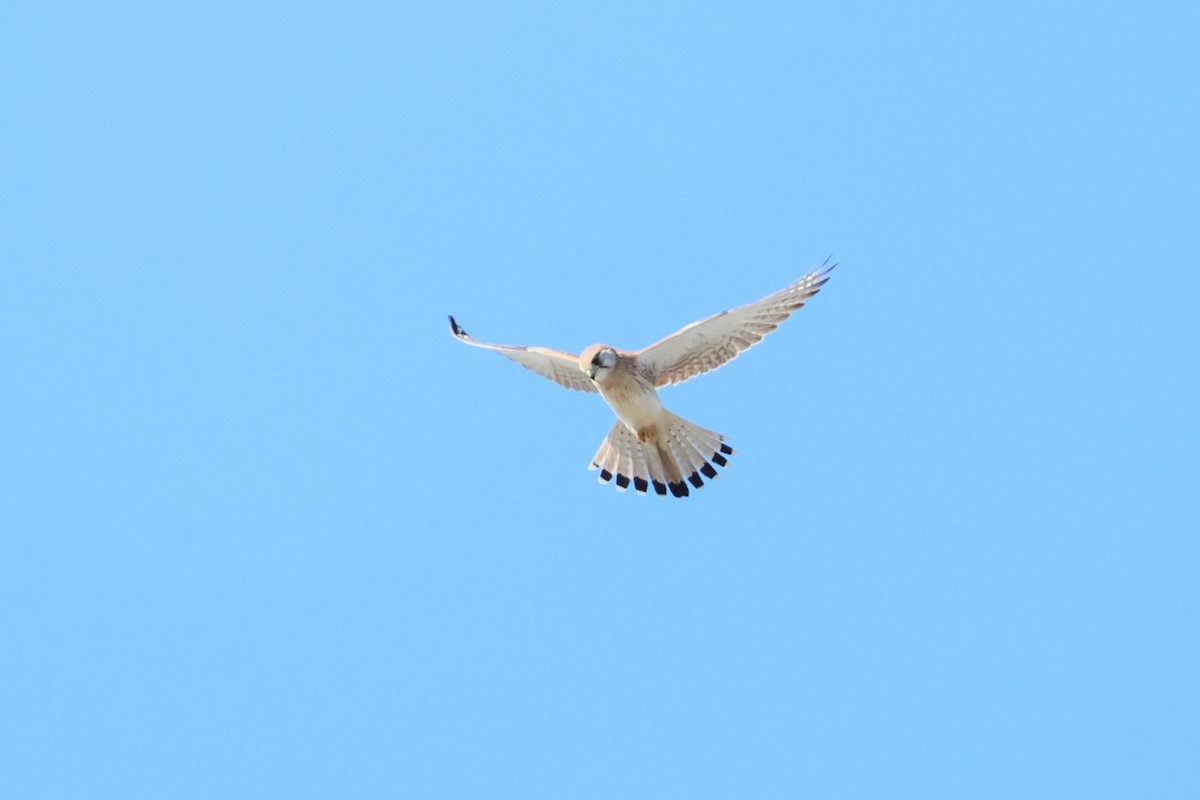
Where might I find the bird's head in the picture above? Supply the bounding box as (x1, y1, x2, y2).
(581, 345, 618, 383)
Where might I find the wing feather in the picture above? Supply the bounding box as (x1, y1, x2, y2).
(638, 262, 834, 387)
(448, 316, 598, 394)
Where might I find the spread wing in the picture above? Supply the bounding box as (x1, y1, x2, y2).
(448, 316, 598, 394)
(638, 262, 834, 387)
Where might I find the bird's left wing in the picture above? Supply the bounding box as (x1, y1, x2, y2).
(637, 262, 834, 387)
(448, 316, 598, 394)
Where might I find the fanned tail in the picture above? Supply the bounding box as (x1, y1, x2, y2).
(588, 411, 734, 498)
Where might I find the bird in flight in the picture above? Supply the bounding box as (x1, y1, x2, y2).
(449, 261, 834, 497)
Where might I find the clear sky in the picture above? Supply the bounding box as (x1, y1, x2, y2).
(3, 1, 1198, 797)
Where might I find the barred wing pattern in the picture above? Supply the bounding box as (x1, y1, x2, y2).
(638, 263, 834, 388)
(448, 316, 598, 394)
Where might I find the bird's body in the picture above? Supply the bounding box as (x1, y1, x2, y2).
(581, 345, 661, 439)
(449, 262, 834, 497)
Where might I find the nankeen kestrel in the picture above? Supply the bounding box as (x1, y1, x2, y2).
(449, 262, 834, 497)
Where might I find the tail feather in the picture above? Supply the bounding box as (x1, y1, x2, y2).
(668, 433, 708, 489)
(613, 434, 631, 491)
(650, 441, 686, 497)
(589, 411, 733, 498)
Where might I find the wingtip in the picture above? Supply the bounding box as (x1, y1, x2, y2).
(448, 315, 466, 338)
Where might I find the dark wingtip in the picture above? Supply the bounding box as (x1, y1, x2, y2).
(687, 472, 704, 489)
(448, 315, 466, 337)
(700, 462, 717, 479)
(811, 256, 837, 288)
(615, 474, 631, 490)
(719, 443, 733, 455)
(633, 477, 649, 494)
(669, 481, 689, 498)
(652, 480, 668, 496)
(712, 452, 728, 468)
(599, 469, 613, 483)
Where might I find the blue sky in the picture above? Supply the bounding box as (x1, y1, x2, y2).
(3, 1, 1198, 797)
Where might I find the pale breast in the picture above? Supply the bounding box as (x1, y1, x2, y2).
(598, 368, 663, 433)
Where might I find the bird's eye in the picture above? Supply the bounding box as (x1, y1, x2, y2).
(591, 355, 602, 366)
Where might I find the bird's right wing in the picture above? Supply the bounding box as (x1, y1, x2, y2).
(448, 316, 598, 394)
